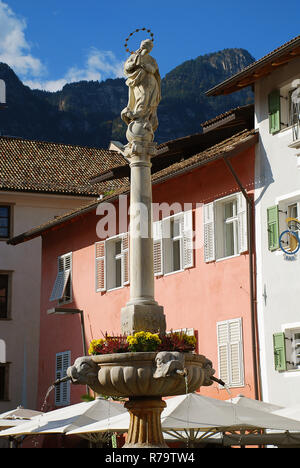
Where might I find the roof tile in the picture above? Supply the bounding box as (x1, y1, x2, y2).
(0, 136, 129, 196)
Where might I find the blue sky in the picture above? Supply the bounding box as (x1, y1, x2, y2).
(0, 0, 299, 92)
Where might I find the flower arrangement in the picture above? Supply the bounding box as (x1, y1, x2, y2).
(158, 332, 196, 353)
(88, 336, 129, 355)
(127, 331, 161, 352)
(88, 331, 196, 356)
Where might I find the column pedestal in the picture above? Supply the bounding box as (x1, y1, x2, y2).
(123, 397, 168, 448)
(121, 303, 166, 335)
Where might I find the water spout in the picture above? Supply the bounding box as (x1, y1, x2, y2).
(53, 375, 72, 386)
(210, 376, 226, 386)
(210, 376, 232, 396)
(176, 368, 188, 377)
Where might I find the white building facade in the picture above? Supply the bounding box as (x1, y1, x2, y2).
(255, 55, 300, 406)
(207, 35, 300, 407)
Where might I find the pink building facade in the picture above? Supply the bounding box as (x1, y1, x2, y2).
(11, 130, 259, 411)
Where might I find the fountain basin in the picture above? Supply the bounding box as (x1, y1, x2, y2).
(67, 351, 214, 398)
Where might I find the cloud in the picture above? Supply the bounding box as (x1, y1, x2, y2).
(0, 1, 124, 93)
(24, 48, 125, 92)
(0, 1, 44, 76)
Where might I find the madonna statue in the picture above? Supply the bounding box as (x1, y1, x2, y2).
(121, 39, 161, 134)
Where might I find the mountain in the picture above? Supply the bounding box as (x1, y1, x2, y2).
(0, 48, 254, 147)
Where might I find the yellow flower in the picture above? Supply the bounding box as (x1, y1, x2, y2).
(185, 335, 196, 346)
(88, 338, 105, 355)
(127, 336, 138, 345)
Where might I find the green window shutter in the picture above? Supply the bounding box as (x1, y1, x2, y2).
(268, 90, 281, 134)
(267, 205, 279, 251)
(273, 333, 287, 371)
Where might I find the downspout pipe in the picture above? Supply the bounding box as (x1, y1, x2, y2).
(223, 155, 261, 401)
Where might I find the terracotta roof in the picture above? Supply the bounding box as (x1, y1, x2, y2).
(0, 136, 128, 196)
(206, 35, 300, 96)
(201, 104, 254, 132)
(91, 106, 254, 185)
(7, 129, 258, 246)
(151, 129, 258, 184)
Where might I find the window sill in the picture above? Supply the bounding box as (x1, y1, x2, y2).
(288, 138, 300, 149)
(163, 268, 185, 277)
(107, 285, 124, 293)
(279, 124, 293, 135)
(58, 299, 73, 306)
(282, 368, 300, 375)
(216, 253, 240, 262)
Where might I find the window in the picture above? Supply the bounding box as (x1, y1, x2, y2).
(268, 196, 300, 252)
(217, 318, 244, 388)
(170, 218, 182, 272)
(153, 210, 194, 276)
(50, 253, 72, 304)
(0, 205, 11, 239)
(0, 363, 9, 400)
(162, 215, 184, 274)
(267, 205, 280, 251)
(224, 199, 239, 257)
(0, 273, 12, 319)
(204, 193, 248, 262)
(287, 202, 300, 231)
(269, 82, 300, 142)
(95, 233, 129, 292)
(273, 327, 300, 372)
(55, 351, 70, 406)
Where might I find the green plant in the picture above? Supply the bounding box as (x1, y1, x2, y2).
(88, 331, 196, 355)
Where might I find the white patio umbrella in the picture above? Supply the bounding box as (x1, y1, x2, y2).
(0, 407, 44, 430)
(0, 397, 126, 439)
(67, 410, 130, 436)
(272, 403, 300, 421)
(226, 394, 284, 413)
(66, 393, 300, 445)
(159, 393, 300, 432)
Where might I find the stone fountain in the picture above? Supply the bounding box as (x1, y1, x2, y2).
(67, 33, 215, 448)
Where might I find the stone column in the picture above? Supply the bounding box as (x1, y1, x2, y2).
(120, 38, 166, 336)
(121, 138, 166, 335)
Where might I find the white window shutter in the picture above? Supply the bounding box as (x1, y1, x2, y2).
(217, 322, 229, 384)
(203, 202, 215, 262)
(50, 253, 72, 302)
(153, 220, 163, 276)
(121, 232, 130, 286)
(183, 210, 194, 269)
(217, 319, 244, 388)
(229, 319, 244, 387)
(55, 351, 70, 406)
(162, 218, 172, 274)
(95, 241, 106, 292)
(237, 192, 248, 253)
